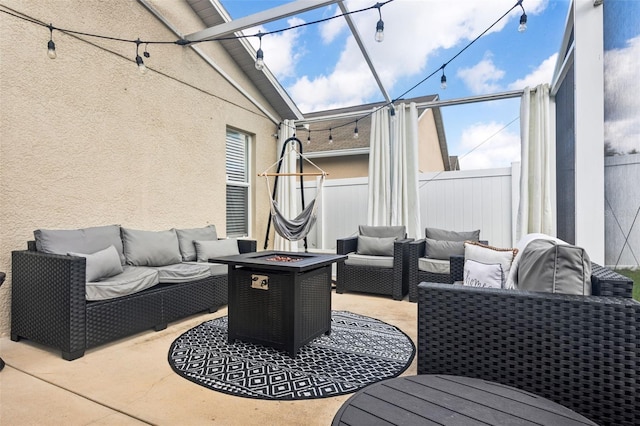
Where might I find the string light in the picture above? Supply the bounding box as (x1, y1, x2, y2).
(353, 120, 359, 139)
(440, 66, 447, 90)
(329, 129, 333, 144)
(255, 32, 264, 70)
(47, 23, 56, 59)
(374, 3, 384, 42)
(517, 0, 527, 32)
(307, 130, 311, 144)
(135, 39, 147, 74)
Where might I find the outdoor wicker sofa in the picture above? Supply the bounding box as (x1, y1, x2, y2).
(11, 235, 256, 361)
(336, 226, 411, 300)
(417, 264, 639, 426)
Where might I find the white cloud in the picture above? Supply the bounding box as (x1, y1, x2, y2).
(458, 121, 521, 169)
(319, 6, 347, 44)
(457, 53, 506, 95)
(282, 0, 549, 111)
(247, 18, 306, 80)
(508, 53, 558, 90)
(604, 35, 640, 154)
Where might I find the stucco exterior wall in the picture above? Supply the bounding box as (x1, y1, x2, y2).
(0, 1, 281, 336)
(418, 109, 446, 172)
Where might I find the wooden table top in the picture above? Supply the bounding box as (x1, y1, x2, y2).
(332, 374, 598, 426)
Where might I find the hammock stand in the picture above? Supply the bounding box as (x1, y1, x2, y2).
(260, 136, 327, 251)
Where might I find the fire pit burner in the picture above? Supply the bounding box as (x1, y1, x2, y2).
(265, 255, 303, 262)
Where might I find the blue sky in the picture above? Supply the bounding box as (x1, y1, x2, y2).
(218, 1, 571, 169)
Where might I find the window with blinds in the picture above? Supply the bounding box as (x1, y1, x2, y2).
(226, 129, 250, 237)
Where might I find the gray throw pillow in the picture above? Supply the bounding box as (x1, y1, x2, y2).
(68, 245, 124, 282)
(358, 225, 406, 239)
(35, 224, 125, 265)
(425, 227, 480, 242)
(194, 239, 240, 262)
(121, 228, 182, 267)
(357, 235, 396, 256)
(175, 225, 218, 261)
(424, 238, 465, 260)
(517, 239, 592, 295)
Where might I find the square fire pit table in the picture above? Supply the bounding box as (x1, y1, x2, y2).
(210, 251, 346, 357)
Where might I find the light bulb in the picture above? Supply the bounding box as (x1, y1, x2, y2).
(136, 55, 147, 75)
(255, 48, 264, 70)
(375, 19, 384, 42)
(47, 40, 57, 59)
(307, 135, 311, 144)
(353, 127, 359, 139)
(329, 131, 333, 144)
(440, 74, 447, 90)
(518, 13, 527, 32)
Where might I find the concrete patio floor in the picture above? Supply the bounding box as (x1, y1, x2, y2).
(0, 290, 418, 425)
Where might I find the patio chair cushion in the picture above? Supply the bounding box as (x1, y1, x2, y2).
(358, 225, 406, 239)
(147, 263, 212, 284)
(418, 257, 450, 274)
(517, 238, 592, 295)
(175, 225, 218, 261)
(357, 235, 396, 256)
(505, 233, 570, 289)
(424, 238, 465, 260)
(67, 245, 123, 282)
(86, 266, 159, 301)
(121, 228, 182, 267)
(345, 253, 394, 268)
(425, 227, 480, 242)
(34, 224, 125, 265)
(464, 241, 517, 288)
(463, 259, 504, 288)
(194, 239, 240, 263)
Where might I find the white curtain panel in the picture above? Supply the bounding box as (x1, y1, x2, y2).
(391, 103, 422, 239)
(274, 119, 299, 252)
(367, 106, 392, 226)
(516, 84, 554, 242)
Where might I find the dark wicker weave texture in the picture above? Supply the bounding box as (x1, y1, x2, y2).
(11, 239, 256, 360)
(417, 272, 640, 426)
(336, 237, 409, 300)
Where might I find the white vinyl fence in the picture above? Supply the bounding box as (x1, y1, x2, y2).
(301, 154, 639, 269)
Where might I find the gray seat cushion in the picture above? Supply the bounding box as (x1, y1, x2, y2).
(149, 263, 212, 284)
(345, 253, 394, 268)
(86, 266, 159, 301)
(184, 261, 228, 276)
(418, 257, 450, 274)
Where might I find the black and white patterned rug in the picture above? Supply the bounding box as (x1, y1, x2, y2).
(168, 311, 415, 400)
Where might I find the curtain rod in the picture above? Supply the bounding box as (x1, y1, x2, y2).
(297, 89, 528, 125)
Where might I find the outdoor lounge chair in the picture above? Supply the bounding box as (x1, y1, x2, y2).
(416, 264, 639, 426)
(405, 228, 483, 302)
(336, 225, 411, 300)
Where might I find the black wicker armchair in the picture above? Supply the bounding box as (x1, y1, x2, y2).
(417, 265, 638, 426)
(336, 226, 411, 300)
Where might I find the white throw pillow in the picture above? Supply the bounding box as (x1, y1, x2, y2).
(463, 259, 504, 289)
(195, 239, 240, 263)
(464, 241, 517, 288)
(68, 245, 124, 282)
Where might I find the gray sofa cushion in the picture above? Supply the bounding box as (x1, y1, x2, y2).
(68, 245, 123, 282)
(35, 224, 125, 264)
(185, 261, 228, 276)
(517, 239, 592, 295)
(148, 263, 212, 284)
(121, 228, 182, 267)
(86, 266, 159, 301)
(358, 225, 406, 239)
(424, 238, 465, 260)
(425, 227, 480, 242)
(194, 239, 240, 263)
(175, 225, 218, 261)
(357, 235, 396, 256)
